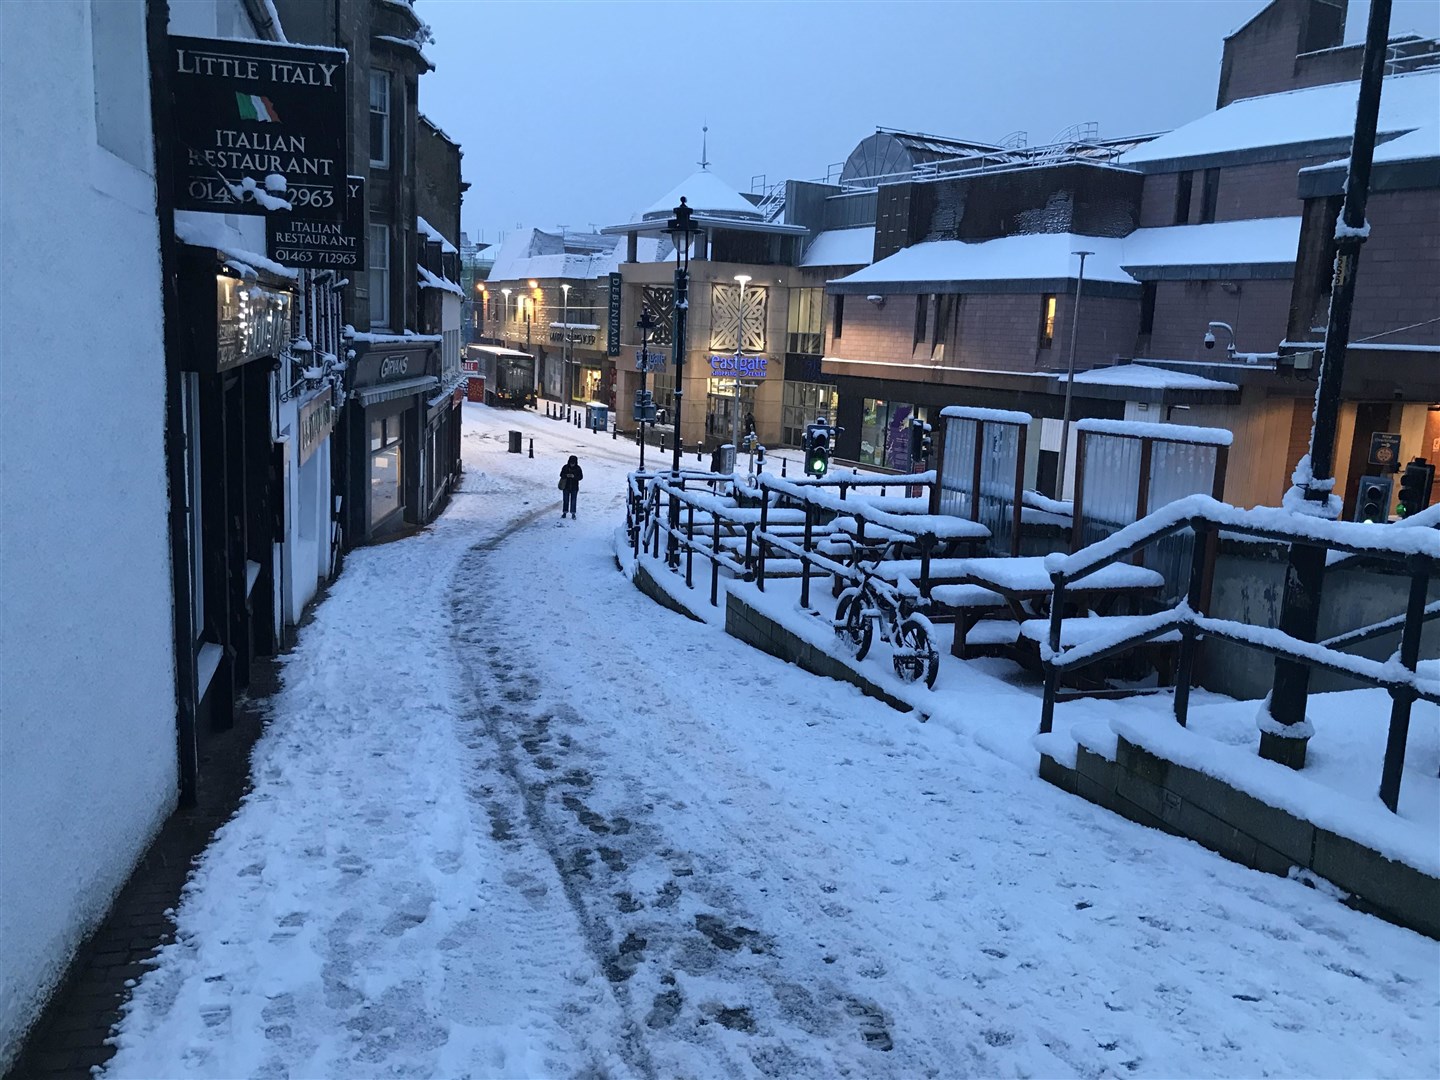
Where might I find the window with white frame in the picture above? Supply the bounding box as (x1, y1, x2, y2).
(369, 223, 390, 328)
(369, 70, 390, 168)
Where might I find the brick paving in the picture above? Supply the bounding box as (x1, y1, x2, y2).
(6, 661, 278, 1080)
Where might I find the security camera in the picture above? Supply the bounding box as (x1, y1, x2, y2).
(1203, 331, 1216, 349)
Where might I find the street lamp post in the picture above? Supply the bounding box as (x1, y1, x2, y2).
(637, 306, 656, 471)
(561, 282, 572, 407)
(500, 286, 512, 334)
(1055, 249, 1092, 499)
(663, 197, 701, 567)
(1265, 0, 1393, 769)
(730, 273, 751, 460)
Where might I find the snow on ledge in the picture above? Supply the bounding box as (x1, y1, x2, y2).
(175, 218, 298, 282)
(416, 216, 457, 254)
(1112, 712, 1439, 878)
(1075, 417, 1233, 446)
(417, 264, 463, 296)
(940, 405, 1032, 425)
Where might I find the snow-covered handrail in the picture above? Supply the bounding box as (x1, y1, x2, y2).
(1046, 494, 1440, 586)
(756, 474, 988, 541)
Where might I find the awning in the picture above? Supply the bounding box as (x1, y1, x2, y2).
(353, 375, 438, 407)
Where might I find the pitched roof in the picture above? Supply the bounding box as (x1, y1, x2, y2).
(642, 170, 760, 220)
(800, 227, 876, 268)
(1118, 69, 1440, 168)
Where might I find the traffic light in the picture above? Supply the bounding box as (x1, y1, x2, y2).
(1353, 475, 1392, 524)
(805, 420, 832, 477)
(908, 416, 933, 466)
(1396, 458, 1434, 517)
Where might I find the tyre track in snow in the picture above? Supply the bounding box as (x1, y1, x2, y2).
(446, 482, 947, 1079)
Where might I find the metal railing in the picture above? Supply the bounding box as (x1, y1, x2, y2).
(1037, 496, 1440, 813)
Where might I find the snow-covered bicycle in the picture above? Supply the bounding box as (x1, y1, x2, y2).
(834, 571, 940, 689)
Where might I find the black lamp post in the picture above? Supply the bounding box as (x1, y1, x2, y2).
(637, 305, 656, 471)
(663, 196, 701, 567)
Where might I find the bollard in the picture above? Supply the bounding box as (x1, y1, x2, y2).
(781, 457, 787, 477)
(612, 423, 617, 440)
(528, 437, 534, 458)
(507, 430, 521, 454)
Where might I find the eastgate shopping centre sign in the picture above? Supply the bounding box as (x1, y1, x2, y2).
(709, 354, 769, 378)
(171, 36, 348, 217)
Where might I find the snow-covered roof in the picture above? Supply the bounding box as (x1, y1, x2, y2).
(485, 227, 655, 284)
(1117, 69, 1440, 168)
(832, 217, 1302, 294)
(417, 216, 457, 254)
(1120, 217, 1301, 272)
(800, 227, 876, 268)
(417, 264, 462, 296)
(1305, 121, 1440, 173)
(832, 233, 1133, 291)
(1076, 417, 1234, 446)
(642, 170, 760, 220)
(1066, 364, 1240, 391)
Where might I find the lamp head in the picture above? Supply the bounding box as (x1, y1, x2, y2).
(665, 196, 700, 269)
(734, 273, 752, 286)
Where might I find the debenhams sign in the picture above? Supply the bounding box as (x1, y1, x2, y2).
(171, 36, 348, 218)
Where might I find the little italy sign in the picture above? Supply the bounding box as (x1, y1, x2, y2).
(171, 36, 348, 218)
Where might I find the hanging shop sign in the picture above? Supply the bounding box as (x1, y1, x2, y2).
(171, 35, 348, 218)
(298, 388, 337, 465)
(216, 276, 293, 372)
(636, 348, 667, 372)
(710, 354, 769, 378)
(268, 175, 365, 268)
(549, 328, 598, 347)
(607, 273, 622, 356)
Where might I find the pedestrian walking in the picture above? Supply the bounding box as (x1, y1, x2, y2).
(559, 454, 583, 518)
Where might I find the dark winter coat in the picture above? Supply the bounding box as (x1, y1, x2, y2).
(559, 462, 583, 492)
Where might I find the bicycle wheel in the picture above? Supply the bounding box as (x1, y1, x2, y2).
(834, 589, 874, 661)
(894, 616, 940, 688)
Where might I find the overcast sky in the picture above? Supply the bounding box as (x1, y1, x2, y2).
(415, 0, 1440, 247)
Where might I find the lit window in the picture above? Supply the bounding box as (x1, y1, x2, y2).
(1039, 295, 1057, 349)
(369, 71, 390, 168)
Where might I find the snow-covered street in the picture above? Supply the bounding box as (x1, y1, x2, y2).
(104, 404, 1440, 1079)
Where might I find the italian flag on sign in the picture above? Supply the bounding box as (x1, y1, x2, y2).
(235, 93, 280, 123)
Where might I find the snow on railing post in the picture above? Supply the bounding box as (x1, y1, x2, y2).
(1038, 571, 1068, 735)
(1172, 518, 1211, 728)
(1379, 557, 1430, 812)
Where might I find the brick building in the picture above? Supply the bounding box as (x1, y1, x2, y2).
(800, 0, 1438, 510)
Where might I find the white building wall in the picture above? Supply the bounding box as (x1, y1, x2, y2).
(0, 0, 177, 1065)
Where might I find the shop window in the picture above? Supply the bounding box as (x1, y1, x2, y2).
(1199, 168, 1220, 224)
(782, 381, 838, 447)
(913, 294, 929, 348)
(369, 222, 390, 328)
(859, 399, 928, 469)
(369, 416, 403, 528)
(1173, 172, 1193, 225)
(1039, 294, 1057, 349)
(833, 294, 844, 340)
(369, 71, 390, 168)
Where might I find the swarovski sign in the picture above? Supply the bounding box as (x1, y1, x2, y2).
(171, 35, 349, 217)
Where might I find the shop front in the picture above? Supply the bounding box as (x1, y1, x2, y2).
(343, 336, 440, 544)
(177, 245, 294, 743)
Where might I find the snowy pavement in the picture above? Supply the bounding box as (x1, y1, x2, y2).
(106, 404, 1440, 1079)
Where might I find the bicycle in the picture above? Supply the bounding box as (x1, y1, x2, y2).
(834, 570, 940, 689)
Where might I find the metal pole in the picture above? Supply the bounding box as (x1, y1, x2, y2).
(667, 255, 690, 566)
(561, 284, 569, 408)
(1378, 559, 1428, 812)
(1266, 0, 1392, 769)
(731, 276, 749, 456)
(638, 319, 648, 472)
(1055, 250, 1091, 498)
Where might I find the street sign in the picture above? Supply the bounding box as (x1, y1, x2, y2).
(1369, 431, 1402, 469)
(607, 273, 622, 356)
(710, 354, 768, 378)
(170, 35, 348, 217)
